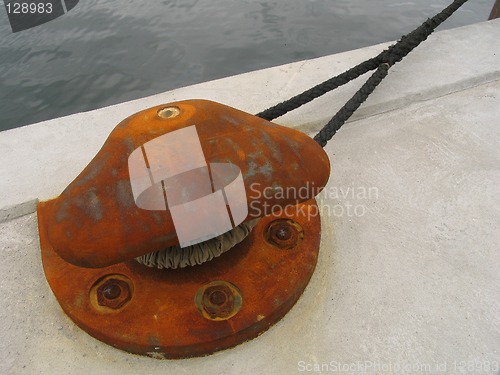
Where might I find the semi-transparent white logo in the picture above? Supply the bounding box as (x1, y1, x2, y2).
(128, 125, 248, 248)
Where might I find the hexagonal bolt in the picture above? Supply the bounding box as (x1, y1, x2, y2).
(95, 277, 132, 310)
(195, 281, 242, 321)
(265, 219, 304, 249)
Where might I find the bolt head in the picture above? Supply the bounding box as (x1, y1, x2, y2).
(95, 277, 132, 310)
(265, 219, 303, 249)
(195, 281, 242, 321)
(102, 283, 121, 300)
(157, 106, 180, 119)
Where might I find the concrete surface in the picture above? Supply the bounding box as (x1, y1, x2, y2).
(0, 19, 499, 375)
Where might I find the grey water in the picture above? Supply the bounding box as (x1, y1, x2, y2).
(0, 0, 494, 131)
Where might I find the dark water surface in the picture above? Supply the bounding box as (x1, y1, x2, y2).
(0, 0, 493, 131)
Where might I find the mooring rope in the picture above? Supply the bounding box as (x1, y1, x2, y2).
(136, 219, 260, 269)
(314, 63, 389, 147)
(139, 0, 469, 269)
(256, 0, 469, 147)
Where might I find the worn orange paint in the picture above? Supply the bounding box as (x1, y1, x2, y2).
(37, 99, 330, 268)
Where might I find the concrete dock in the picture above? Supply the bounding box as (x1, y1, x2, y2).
(0, 19, 499, 374)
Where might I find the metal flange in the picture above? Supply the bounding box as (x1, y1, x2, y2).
(39, 199, 321, 359)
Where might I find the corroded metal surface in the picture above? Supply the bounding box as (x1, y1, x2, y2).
(37, 100, 329, 357)
(38, 99, 329, 268)
(39, 199, 321, 359)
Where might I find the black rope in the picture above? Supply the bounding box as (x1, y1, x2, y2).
(256, 0, 469, 146)
(313, 64, 389, 147)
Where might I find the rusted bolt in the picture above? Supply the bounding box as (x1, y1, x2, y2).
(209, 289, 227, 306)
(195, 281, 242, 321)
(157, 106, 180, 119)
(102, 283, 121, 300)
(265, 219, 304, 249)
(92, 275, 132, 311)
(275, 226, 291, 241)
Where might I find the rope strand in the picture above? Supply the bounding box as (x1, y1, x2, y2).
(256, 0, 469, 126)
(313, 64, 389, 147)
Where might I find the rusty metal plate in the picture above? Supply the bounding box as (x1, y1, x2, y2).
(39, 199, 321, 359)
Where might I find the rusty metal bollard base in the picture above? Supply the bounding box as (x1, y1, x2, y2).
(39, 199, 321, 359)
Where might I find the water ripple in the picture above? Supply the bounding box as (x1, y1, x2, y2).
(0, 0, 492, 130)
